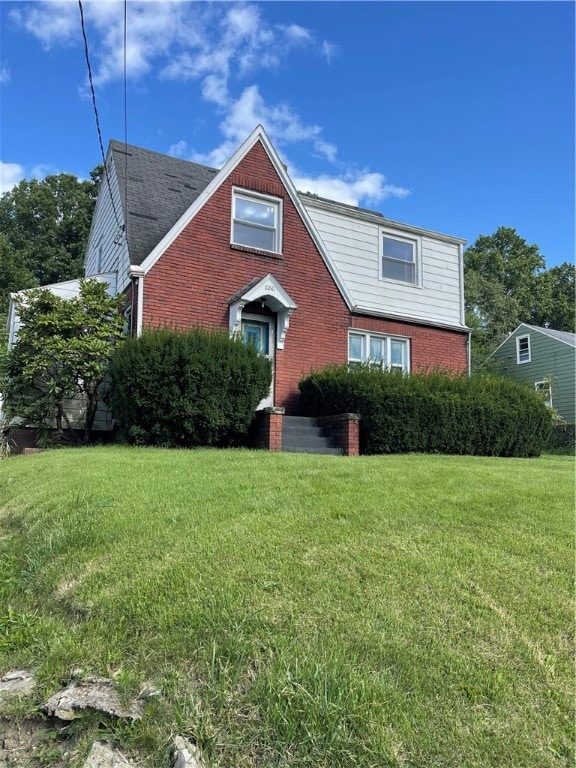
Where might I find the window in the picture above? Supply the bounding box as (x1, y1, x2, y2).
(242, 318, 270, 355)
(381, 234, 417, 284)
(535, 380, 553, 409)
(348, 331, 409, 373)
(232, 190, 281, 253)
(516, 334, 531, 364)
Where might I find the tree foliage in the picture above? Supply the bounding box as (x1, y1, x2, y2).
(0, 167, 102, 316)
(4, 279, 125, 443)
(464, 227, 575, 368)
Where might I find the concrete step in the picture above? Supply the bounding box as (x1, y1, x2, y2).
(281, 415, 340, 455)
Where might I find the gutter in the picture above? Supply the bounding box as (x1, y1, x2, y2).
(128, 265, 145, 337)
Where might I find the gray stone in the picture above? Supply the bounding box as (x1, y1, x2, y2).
(82, 741, 134, 768)
(44, 677, 144, 721)
(0, 670, 36, 702)
(173, 736, 204, 768)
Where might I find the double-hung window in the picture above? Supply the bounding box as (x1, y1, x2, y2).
(348, 331, 409, 373)
(381, 233, 417, 284)
(232, 190, 282, 253)
(516, 334, 531, 364)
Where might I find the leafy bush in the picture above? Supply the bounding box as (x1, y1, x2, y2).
(546, 423, 575, 455)
(299, 366, 552, 457)
(108, 328, 272, 447)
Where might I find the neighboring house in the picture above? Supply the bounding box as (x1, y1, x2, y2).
(8, 125, 469, 419)
(490, 324, 576, 423)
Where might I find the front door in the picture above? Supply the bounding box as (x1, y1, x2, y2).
(242, 315, 274, 408)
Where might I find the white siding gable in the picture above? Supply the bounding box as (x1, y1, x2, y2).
(84, 157, 130, 289)
(303, 197, 466, 329)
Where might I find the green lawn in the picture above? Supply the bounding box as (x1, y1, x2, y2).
(0, 448, 573, 767)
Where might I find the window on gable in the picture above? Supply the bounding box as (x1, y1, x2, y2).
(516, 334, 531, 364)
(348, 331, 409, 373)
(232, 190, 282, 253)
(381, 234, 417, 284)
(535, 380, 552, 408)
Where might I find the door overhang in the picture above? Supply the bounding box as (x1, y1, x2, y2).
(229, 274, 297, 350)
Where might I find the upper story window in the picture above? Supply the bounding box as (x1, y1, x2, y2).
(232, 190, 282, 253)
(348, 331, 410, 373)
(516, 334, 531, 364)
(381, 233, 418, 284)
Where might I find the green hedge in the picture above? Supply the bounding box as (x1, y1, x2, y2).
(108, 328, 272, 447)
(546, 423, 575, 455)
(299, 366, 552, 457)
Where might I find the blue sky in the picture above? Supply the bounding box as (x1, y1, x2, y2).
(0, 1, 574, 267)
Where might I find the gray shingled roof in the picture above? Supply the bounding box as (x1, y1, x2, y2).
(523, 324, 576, 347)
(110, 140, 218, 266)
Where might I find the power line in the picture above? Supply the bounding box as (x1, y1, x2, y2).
(123, 0, 129, 243)
(78, 0, 124, 236)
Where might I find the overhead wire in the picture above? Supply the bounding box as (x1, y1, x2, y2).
(78, 0, 124, 236)
(123, 0, 129, 244)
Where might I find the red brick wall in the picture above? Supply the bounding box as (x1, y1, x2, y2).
(143, 141, 350, 412)
(142, 139, 468, 412)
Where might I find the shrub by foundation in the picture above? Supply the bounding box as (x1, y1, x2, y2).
(108, 328, 272, 447)
(299, 366, 552, 457)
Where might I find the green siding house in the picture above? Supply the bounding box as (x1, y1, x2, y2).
(491, 324, 576, 424)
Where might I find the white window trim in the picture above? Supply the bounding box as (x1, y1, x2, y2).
(516, 334, 531, 364)
(231, 188, 283, 254)
(535, 380, 553, 409)
(348, 330, 410, 373)
(380, 229, 421, 287)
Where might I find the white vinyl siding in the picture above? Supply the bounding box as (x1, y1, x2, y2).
(84, 158, 130, 286)
(305, 203, 464, 328)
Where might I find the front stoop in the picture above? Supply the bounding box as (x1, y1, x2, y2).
(281, 416, 342, 455)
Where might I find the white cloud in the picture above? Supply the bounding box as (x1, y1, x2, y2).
(0, 162, 25, 194)
(0, 64, 10, 84)
(291, 168, 410, 207)
(12, 1, 409, 210)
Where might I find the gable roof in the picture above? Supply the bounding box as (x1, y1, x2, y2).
(520, 324, 576, 348)
(110, 140, 218, 266)
(491, 323, 576, 357)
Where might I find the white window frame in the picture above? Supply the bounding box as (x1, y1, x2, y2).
(535, 380, 553, 409)
(516, 334, 531, 364)
(241, 313, 275, 359)
(348, 331, 410, 373)
(231, 188, 282, 254)
(380, 229, 420, 286)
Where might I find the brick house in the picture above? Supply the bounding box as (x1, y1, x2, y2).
(84, 126, 469, 413)
(7, 126, 469, 452)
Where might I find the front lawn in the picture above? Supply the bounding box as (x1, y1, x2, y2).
(0, 448, 573, 767)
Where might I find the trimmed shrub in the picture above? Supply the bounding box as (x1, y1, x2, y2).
(108, 328, 272, 447)
(299, 366, 552, 457)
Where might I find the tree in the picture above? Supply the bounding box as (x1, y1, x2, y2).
(0, 234, 34, 318)
(4, 279, 125, 443)
(464, 227, 574, 368)
(0, 167, 102, 312)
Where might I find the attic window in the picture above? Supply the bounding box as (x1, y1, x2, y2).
(516, 334, 531, 364)
(232, 189, 282, 253)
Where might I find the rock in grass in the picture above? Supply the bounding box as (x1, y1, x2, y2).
(44, 677, 144, 721)
(0, 670, 36, 702)
(173, 735, 205, 768)
(83, 740, 137, 767)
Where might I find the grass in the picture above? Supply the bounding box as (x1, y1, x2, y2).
(0, 447, 573, 767)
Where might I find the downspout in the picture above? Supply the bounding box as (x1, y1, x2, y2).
(458, 243, 471, 376)
(128, 265, 145, 337)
